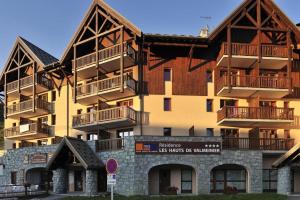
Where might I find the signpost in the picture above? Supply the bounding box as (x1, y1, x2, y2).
(106, 158, 118, 200)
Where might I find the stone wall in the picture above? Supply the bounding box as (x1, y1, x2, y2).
(53, 168, 67, 193)
(0, 144, 58, 185)
(99, 136, 263, 195)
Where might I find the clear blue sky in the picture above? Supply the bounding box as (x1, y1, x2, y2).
(0, 0, 299, 69)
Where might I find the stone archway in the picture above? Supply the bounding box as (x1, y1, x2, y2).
(25, 167, 52, 191)
(145, 160, 198, 196)
(210, 164, 248, 193)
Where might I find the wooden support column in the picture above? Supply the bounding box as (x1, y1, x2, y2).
(120, 26, 124, 93)
(287, 30, 292, 93)
(32, 62, 36, 112)
(18, 45, 21, 93)
(4, 73, 7, 119)
(227, 25, 232, 92)
(257, 0, 261, 79)
(96, 7, 100, 93)
(73, 46, 77, 103)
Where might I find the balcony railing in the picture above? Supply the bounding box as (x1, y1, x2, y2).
(222, 137, 294, 151)
(96, 138, 124, 152)
(217, 106, 294, 122)
(4, 123, 52, 139)
(216, 75, 290, 93)
(217, 42, 289, 62)
(76, 74, 136, 98)
(6, 75, 53, 93)
(72, 106, 136, 128)
(73, 42, 135, 70)
(7, 99, 52, 116)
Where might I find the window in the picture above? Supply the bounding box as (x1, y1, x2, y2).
(51, 115, 56, 125)
(181, 169, 192, 193)
(163, 128, 172, 137)
(51, 90, 56, 102)
(206, 70, 212, 83)
(87, 133, 98, 141)
(206, 99, 213, 112)
(37, 140, 48, 146)
(39, 116, 48, 125)
(211, 166, 247, 193)
(164, 98, 171, 111)
(77, 135, 83, 140)
(0, 165, 4, 176)
(12, 143, 16, 149)
(11, 172, 17, 185)
(220, 129, 239, 138)
(77, 109, 82, 115)
(220, 99, 237, 109)
(117, 99, 133, 108)
(164, 68, 171, 81)
(118, 129, 134, 138)
(263, 169, 277, 192)
(206, 128, 214, 137)
(284, 130, 290, 139)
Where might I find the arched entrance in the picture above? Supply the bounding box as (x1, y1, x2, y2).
(26, 168, 53, 191)
(210, 164, 248, 193)
(148, 164, 196, 195)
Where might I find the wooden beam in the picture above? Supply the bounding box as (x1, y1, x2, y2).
(4, 73, 7, 119)
(257, 0, 262, 64)
(145, 42, 208, 48)
(227, 25, 232, 93)
(231, 25, 257, 30)
(287, 30, 292, 94)
(74, 46, 77, 103)
(120, 26, 124, 93)
(33, 62, 36, 113)
(188, 45, 195, 69)
(74, 26, 122, 46)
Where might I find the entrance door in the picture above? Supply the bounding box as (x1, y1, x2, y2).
(159, 169, 170, 194)
(74, 170, 83, 192)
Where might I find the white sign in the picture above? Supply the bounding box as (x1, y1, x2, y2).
(107, 174, 116, 185)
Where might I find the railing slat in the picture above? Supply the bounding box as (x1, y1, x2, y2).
(96, 138, 124, 152)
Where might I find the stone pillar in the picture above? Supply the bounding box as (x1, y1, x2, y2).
(249, 168, 263, 193)
(277, 166, 291, 195)
(53, 168, 67, 194)
(85, 170, 98, 196)
(198, 169, 210, 194)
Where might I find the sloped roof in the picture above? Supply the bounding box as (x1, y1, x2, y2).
(273, 143, 300, 168)
(19, 37, 58, 66)
(0, 36, 58, 87)
(46, 137, 103, 170)
(60, 0, 141, 64)
(209, 0, 300, 41)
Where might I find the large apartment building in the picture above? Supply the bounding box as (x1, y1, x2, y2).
(1, 0, 300, 196)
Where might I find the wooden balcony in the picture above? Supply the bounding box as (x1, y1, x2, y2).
(222, 137, 294, 151)
(217, 42, 289, 69)
(72, 106, 137, 131)
(216, 75, 290, 98)
(7, 99, 53, 119)
(96, 138, 124, 152)
(76, 74, 136, 105)
(217, 106, 294, 128)
(6, 75, 53, 101)
(4, 123, 52, 140)
(73, 42, 136, 80)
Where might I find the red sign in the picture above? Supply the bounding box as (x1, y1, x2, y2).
(106, 158, 118, 174)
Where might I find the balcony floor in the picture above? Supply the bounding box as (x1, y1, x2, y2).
(74, 54, 135, 80)
(5, 132, 49, 140)
(217, 86, 289, 99)
(217, 55, 288, 69)
(73, 118, 136, 131)
(77, 86, 135, 105)
(218, 118, 293, 128)
(7, 108, 50, 119)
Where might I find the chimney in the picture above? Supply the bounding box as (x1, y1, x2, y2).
(200, 25, 209, 38)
